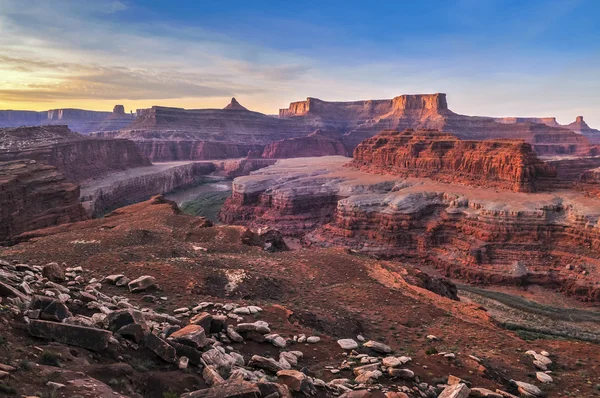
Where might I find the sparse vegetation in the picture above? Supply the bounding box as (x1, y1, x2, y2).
(131, 358, 155, 372)
(162, 392, 179, 398)
(180, 190, 231, 222)
(0, 383, 16, 395)
(425, 347, 438, 355)
(40, 351, 61, 367)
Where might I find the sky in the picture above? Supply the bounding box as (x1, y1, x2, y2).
(0, 0, 599, 125)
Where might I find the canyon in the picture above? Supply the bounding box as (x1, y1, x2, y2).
(220, 154, 600, 301)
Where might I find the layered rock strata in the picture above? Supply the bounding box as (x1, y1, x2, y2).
(221, 156, 600, 300)
(261, 130, 348, 158)
(0, 160, 87, 243)
(0, 105, 134, 134)
(0, 125, 151, 181)
(351, 129, 557, 192)
(279, 94, 594, 156)
(80, 162, 217, 217)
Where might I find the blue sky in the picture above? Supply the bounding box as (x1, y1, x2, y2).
(0, 0, 598, 125)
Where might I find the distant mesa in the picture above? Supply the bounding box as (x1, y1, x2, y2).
(113, 104, 126, 115)
(351, 128, 557, 192)
(223, 97, 248, 111)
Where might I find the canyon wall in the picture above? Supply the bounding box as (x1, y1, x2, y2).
(351, 129, 557, 192)
(133, 140, 264, 162)
(262, 131, 349, 158)
(220, 156, 600, 301)
(80, 162, 217, 217)
(0, 125, 151, 182)
(0, 160, 87, 243)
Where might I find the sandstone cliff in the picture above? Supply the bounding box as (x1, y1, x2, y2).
(220, 156, 600, 301)
(0, 125, 151, 182)
(261, 130, 349, 158)
(351, 129, 557, 192)
(279, 93, 593, 156)
(80, 162, 216, 217)
(0, 160, 87, 243)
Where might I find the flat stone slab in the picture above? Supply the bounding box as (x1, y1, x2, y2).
(28, 319, 111, 351)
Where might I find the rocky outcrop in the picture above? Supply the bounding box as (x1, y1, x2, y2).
(0, 160, 87, 243)
(567, 116, 600, 143)
(0, 125, 151, 182)
(262, 130, 348, 158)
(351, 129, 557, 192)
(221, 156, 600, 300)
(80, 162, 216, 217)
(223, 97, 248, 111)
(0, 105, 134, 134)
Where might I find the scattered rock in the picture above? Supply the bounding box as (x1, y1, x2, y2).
(438, 383, 471, 398)
(337, 339, 359, 350)
(249, 355, 283, 373)
(42, 262, 65, 282)
(536, 372, 553, 383)
(128, 275, 157, 293)
(168, 324, 207, 349)
(143, 332, 177, 363)
(28, 320, 112, 351)
(363, 340, 391, 353)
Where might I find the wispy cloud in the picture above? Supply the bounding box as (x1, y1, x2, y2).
(0, 0, 598, 127)
(0, 0, 311, 106)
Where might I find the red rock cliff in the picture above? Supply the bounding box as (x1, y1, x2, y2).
(0, 126, 151, 182)
(351, 129, 557, 192)
(0, 160, 87, 242)
(261, 131, 349, 158)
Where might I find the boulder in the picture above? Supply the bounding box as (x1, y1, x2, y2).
(28, 320, 111, 351)
(249, 355, 283, 373)
(337, 339, 359, 350)
(190, 312, 212, 330)
(388, 368, 414, 379)
(168, 340, 202, 365)
(536, 372, 553, 383)
(236, 321, 270, 334)
(116, 323, 145, 343)
(42, 262, 65, 282)
(143, 332, 176, 363)
(203, 365, 225, 386)
(168, 324, 207, 349)
(276, 370, 314, 394)
(227, 325, 244, 343)
(128, 275, 157, 293)
(363, 340, 391, 353)
(30, 295, 72, 322)
(106, 309, 147, 332)
(512, 381, 543, 397)
(438, 383, 471, 398)
(202, 348, 236, 371)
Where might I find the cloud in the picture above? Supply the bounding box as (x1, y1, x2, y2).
(0, 1, 310, 104)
